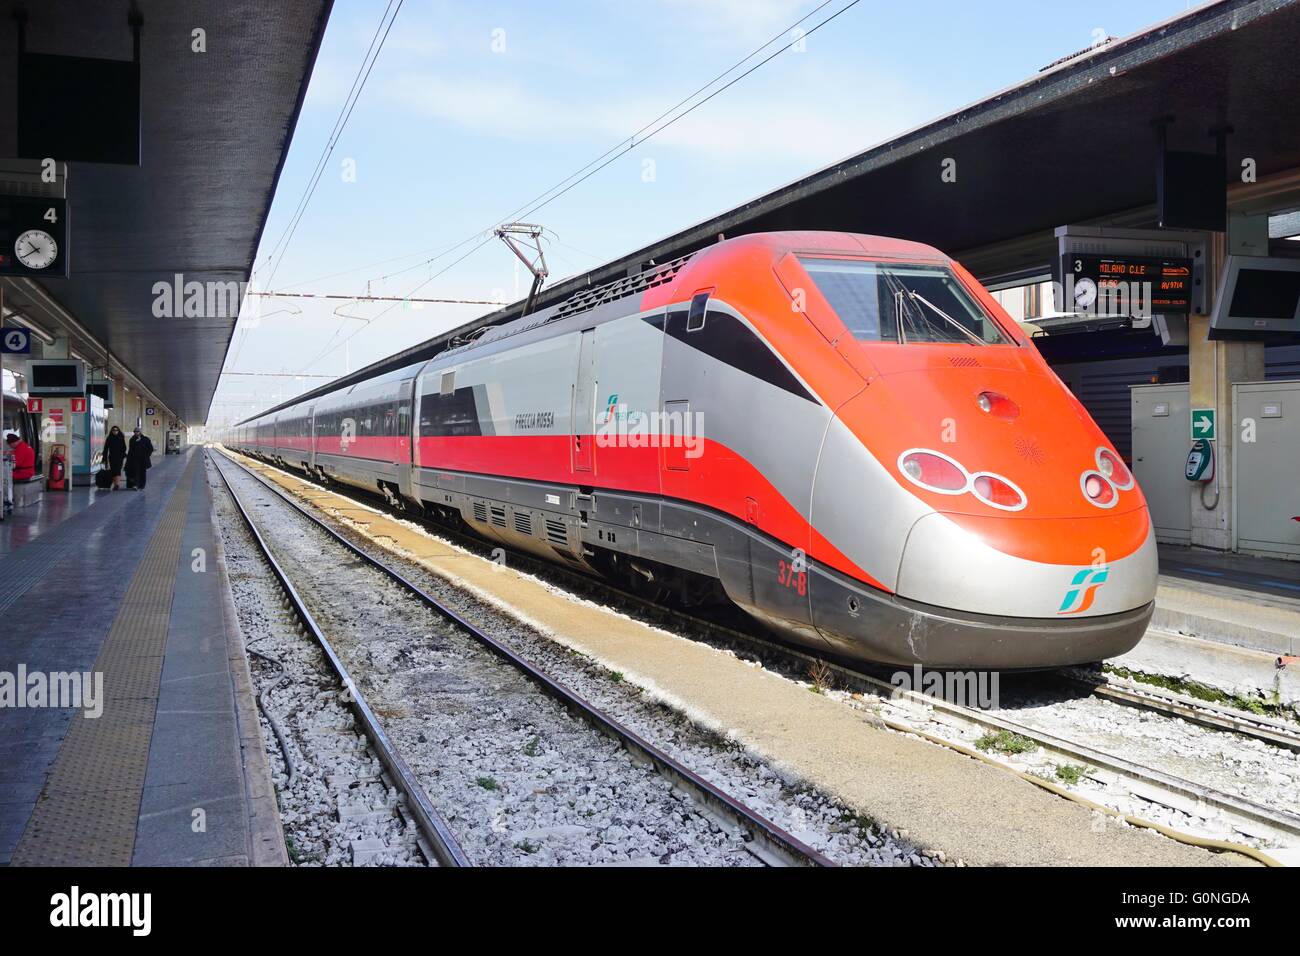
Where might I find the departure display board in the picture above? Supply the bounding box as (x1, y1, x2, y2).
(1063, 254, 1193, 315)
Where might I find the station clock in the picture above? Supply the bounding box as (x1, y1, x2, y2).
(0, 196, 69, 277)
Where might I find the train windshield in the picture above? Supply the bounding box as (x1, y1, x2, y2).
(798, 258, 1012, 345)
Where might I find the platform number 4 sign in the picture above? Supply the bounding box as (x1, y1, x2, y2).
(1190, 408, 1216, 441)
(1, 328, 31, 354)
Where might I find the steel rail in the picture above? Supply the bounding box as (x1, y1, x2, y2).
(215, 449, 833, 868)
(1063, 670, 1300, 754)
(209, 451, 471, 868)
(593, 588, 1300, 846)
(225, 448, 1300, 854)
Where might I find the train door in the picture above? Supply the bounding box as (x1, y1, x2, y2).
(396, 382, 414, 500)
(306, 404, 316, 470)
(572, 328, 596, 473)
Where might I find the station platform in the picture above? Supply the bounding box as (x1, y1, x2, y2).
(1108, 543, 1300, 706)
(1154, 544, 1300, 658)
(0, 450, 283, 866)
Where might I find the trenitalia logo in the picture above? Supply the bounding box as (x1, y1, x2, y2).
(1058, 566, 1109, 615)
(601, 393, 619, 424)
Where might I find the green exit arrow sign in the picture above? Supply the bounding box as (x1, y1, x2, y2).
(1191, 408, 1217, 441)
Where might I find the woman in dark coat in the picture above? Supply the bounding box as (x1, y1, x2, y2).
(104, 425, 127, 489)
(124, 427, 154, 490)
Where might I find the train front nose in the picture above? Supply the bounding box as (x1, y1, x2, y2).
(884, 509, 1157, 668)
(883, 455, 1159, 665)
(808, 376, 1159, 669)
(896, 509, 1157, 618)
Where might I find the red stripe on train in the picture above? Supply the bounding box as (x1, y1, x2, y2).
(416, 434, 884, 590)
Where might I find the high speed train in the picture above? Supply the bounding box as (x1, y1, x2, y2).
(227, 232, 1157, 669)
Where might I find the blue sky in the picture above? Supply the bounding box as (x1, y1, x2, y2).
(210, 0, 1205, 425)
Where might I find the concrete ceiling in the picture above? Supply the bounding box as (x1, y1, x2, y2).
(257, 0, 1300, 422)
(0, 0, 332, 423)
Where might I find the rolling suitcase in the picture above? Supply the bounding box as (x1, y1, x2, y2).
(94, 468, 114, 490)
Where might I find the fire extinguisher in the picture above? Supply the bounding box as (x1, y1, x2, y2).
(48, 443, 67, 491)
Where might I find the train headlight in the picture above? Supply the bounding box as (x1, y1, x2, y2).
(1096, 448, 1133, 490)
(898, 450, 967, 493)
(898, 449, 1027, 510)
(976, 390, 1019, 421)
(971, 473, 1027, 511)
(1081, 470, 1117, 508)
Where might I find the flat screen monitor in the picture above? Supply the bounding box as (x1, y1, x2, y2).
(87, 380, 115, 408)
(26, 359, 86, 396)
(1209, 256, 1300, 341)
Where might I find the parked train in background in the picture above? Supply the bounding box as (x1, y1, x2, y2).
(225, 232, 1157, 669)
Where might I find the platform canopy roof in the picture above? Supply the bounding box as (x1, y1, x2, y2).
(253, 0, 1300, 422)
(0, 0, 332, 423)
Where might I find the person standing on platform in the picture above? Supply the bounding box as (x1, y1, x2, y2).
(125, 427, 154, 490)
(104, 425, 127, 490)
(3, 431, 35, 514)
(5, 430, 35, 480)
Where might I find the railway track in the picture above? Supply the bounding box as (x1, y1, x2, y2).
(1063, 670, 1300, 754)
(211, 449, 834, 868)
(212, 452, 470, 867)
(220, 449, 1300, 863)
(564, 591, 1300, 854)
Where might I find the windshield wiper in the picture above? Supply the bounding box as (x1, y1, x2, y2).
(882, 268, 925, 344)
(907, 290, 985, 345)
(893, 289, 909, 345)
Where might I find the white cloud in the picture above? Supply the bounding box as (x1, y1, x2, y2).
(383, 62, 934, 170)
(656, 0, 814, 44)
(385, 74, 569, 138)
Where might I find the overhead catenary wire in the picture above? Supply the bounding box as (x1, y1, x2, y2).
(248, 290, 502, 305)
(222, 371, 338, 378)
(506, 0, 865, 227)
(227, 0, 405, 374)
(487, 0, 848, 238)
(294, 235, 495, 373)
(275, 234, 486, 292)
(296, 0, 866, 374)
(285, 0, 845, 298)
(258, 0, 405, 291)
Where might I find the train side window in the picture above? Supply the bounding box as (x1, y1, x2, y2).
(687, 292, 709, 332)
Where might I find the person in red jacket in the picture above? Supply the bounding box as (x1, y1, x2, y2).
(5, 431, 35, 480)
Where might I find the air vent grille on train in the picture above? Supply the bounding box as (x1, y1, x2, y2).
(441, 253, 696, 359)
(513, 511, 533, 536)
(949, 356, 981, 368)
(472, 502, 488, 524)
(544, 519, 568, 546)
(490, 505, 507, 528)
(552, 253, 695, 320)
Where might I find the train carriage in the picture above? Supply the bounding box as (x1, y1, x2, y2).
(307, 366, 417, 502)
(232, 232, 1157, 669)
